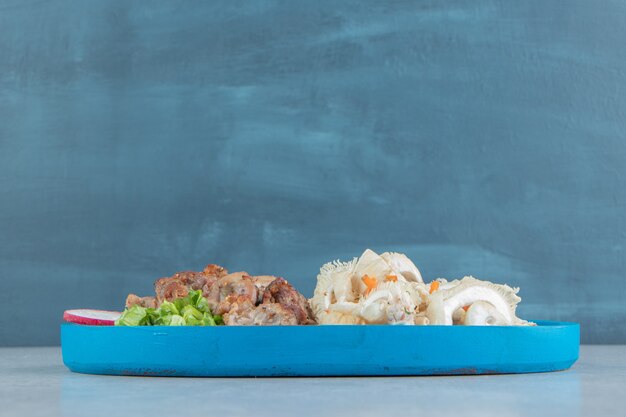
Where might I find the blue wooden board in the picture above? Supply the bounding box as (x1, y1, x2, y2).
(61, 321, 579, 377)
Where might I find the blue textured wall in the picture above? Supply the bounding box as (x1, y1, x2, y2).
(1, 0, 625, 345)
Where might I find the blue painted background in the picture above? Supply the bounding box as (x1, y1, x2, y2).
(1, 0, 625, 346)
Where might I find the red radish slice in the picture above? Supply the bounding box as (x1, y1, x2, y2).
(63, 309, 121, 326)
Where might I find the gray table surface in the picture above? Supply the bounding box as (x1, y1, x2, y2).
(0, 345, 624, 417)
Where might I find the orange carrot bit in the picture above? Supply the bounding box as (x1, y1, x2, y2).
(462, 305, 470, 312)
(385, 275, 398, 282)
(429, 281, 440, 294)
(361, 275, 378, 294)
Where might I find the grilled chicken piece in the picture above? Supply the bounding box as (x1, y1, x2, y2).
(153, 264, 228, 306)
(251, 303, 299, 325)
(125, 294, 157, 309)
(207, 272, 258, 315)
(154, 272, 194, 305)
(262, 278, 316, 324)
(222, 296, 256, 325)
(203, 264, 228, 280)
(251, 275, 279, 303)
(223, 297, 298, 325)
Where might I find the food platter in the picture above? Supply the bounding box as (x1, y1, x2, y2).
(62, 249, 579, 377)
(61, 320, 579, 377)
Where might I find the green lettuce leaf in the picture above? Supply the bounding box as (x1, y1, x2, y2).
(115, 290, 221, 326)
(115, 305, 152, 326)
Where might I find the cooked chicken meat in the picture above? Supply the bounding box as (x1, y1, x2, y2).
(153, 264, 227, 305)
(215, 276, 314, 325)
(203, 264, 227, 278)
(262, 278, 315, 324)
(251, 275, 279, 303)
(154, 274, 190, 305)
(123, 262, 315, 326)
(125, 294, 157, 309)
(223, 297, 298, 326)
(207, 272, 259, 315)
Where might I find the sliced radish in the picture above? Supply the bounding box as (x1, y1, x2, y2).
(63, 309, 122, 326)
